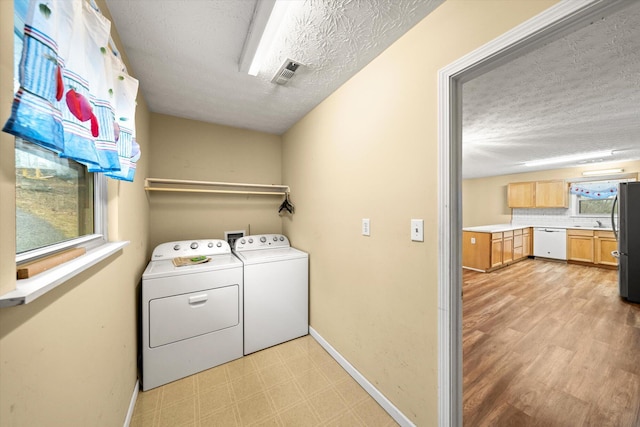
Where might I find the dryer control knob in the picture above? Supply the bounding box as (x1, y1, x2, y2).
(216, 242, 222, 247)
(273, 236, 278, 241)
(240, 239, 246, 244)
(190, 242, 198, 249)
(248, 238, 254, 243)
(260, 236, 267, 243)
(208, 242, 214, 248)
(279, 236, 285, 241)
(173, 244, 181, 251)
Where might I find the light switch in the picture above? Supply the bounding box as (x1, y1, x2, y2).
(411, 219, 424, 242)
(362, 218, 370, 236)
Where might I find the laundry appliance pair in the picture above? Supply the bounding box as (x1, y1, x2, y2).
(140, 235, 308, 390)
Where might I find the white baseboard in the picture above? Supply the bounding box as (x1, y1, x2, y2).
(309, 327, 415, 427)
(123, 379, 139, 427)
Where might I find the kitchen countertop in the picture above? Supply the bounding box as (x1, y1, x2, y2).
(463, 224, 614, 233)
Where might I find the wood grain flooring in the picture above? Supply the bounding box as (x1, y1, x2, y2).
(463, 258, 640, 426)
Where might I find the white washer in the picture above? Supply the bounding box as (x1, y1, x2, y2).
(141, 239, 243, 390)
(234, 234, 309, 355)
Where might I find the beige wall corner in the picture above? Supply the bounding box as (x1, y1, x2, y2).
(0, 0, 150, 425)
(148, 113, 283, 249)
(281, 0, 558, 424)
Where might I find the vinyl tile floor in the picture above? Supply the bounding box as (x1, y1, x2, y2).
(131, 335, 399, 426)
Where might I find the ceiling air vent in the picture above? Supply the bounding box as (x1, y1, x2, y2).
(271, 59, 302, 85)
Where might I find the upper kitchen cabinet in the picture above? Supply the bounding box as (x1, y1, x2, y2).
(507, 180, 568, 208)
(507, 182, 535, 208)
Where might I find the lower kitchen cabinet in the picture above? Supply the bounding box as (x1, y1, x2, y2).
(595, 230, 618, 267)
(567, 229, 618, 268)
(463, 228, 530, 272)
(567, 229, 595, 263)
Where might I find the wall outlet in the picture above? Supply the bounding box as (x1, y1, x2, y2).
(471, 237, 476, 244)
(411, 219, 424, 242)
(362, 218, 370, 236)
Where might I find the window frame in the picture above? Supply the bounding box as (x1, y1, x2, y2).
(15, 171, 108, 265)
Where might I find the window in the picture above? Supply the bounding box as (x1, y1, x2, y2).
(13, 0, 106, 264)
(570, 178, 635, 217)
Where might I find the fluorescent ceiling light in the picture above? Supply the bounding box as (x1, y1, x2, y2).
(239, 0, 291, 77)
(524, 150, 613, 167)
(582, 168, 624, 176)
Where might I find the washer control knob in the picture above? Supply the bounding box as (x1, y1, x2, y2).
(260, 236, 267, 243)
(190, 242, 199, 249)
(208, 242, 214, 248)
(273, 236, 278, 242)
(173, 244, 181, 251)
(216, 242, 222, 247)
(240, 239, 246, 244)
(279, 236, 285, 241)
(248, 238, 254, 243)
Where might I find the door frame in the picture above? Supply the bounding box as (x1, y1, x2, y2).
(437, 0, 627, 425)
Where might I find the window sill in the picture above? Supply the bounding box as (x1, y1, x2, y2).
(0, 241, 129, 308)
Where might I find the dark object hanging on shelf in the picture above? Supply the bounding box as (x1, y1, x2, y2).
(278, 193, 295, 215)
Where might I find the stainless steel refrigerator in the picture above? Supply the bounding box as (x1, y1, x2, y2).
(613, 182, 640, 303)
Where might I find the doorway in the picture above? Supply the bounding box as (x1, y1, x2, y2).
(437, 0, 630, 425)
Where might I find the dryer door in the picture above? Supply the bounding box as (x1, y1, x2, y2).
(149, 285, 239, 348)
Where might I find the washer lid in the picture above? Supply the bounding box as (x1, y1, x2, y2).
(234, 247, 308, 265)
(143, 253, 242, 279)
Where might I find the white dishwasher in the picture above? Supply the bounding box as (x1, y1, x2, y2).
(533, 227, 567, 260)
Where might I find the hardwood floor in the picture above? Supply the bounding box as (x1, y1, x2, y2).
(463, 258, 640, 426)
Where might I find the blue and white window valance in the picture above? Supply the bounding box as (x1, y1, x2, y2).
(3, 0, 140, 182)
(570, 181, 618, 200)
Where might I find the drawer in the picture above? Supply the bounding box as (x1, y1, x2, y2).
(513, 235, 523, 248)
(513, 229, 523, 236)
(491, 232, 503, 240)
(595, 230, 615, 239)
(567, 229, 594, 237)
(502, 231, 514, 238)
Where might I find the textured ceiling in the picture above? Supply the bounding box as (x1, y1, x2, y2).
(104, 0, 444, 135)
(462, 1, 640, 179)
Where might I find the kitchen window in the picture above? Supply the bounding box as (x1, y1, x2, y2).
(13, 0, 107, 265)
(570, 178, 635, 217)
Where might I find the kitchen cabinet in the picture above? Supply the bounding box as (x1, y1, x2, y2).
(567, 229, 594, 263)
(491, 233, 503, 269)
(507, 182, 535, 208)
(522, 228, 532, 257)
(594, 230, 618, 267)
(463, 228, 530, 272)
(566, 229, 618, 268)
(507, 180, 568, 208)
(502, 231, 514, 264)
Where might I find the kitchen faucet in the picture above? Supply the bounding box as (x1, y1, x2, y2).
(596, 220, 603, 228)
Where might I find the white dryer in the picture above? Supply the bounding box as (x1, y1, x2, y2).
(234, 234, 309, 355)
(141, 239, 243, 390)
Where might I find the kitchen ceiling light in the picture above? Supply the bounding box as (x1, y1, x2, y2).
(582, 168, 624, 176)
(524, 150, 614, 167)
(238, 0, 291, 77)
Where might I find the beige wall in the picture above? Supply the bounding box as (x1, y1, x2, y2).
(281, 0, 558, 424)
(0, 1, 150, 425)
(148, 114, 282, 249)
(463, 160, 640, 227)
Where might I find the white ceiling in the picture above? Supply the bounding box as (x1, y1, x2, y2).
(105, 1, 640, 180)
(462, 1, 640, 179)
(104, 0, 444, 135)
